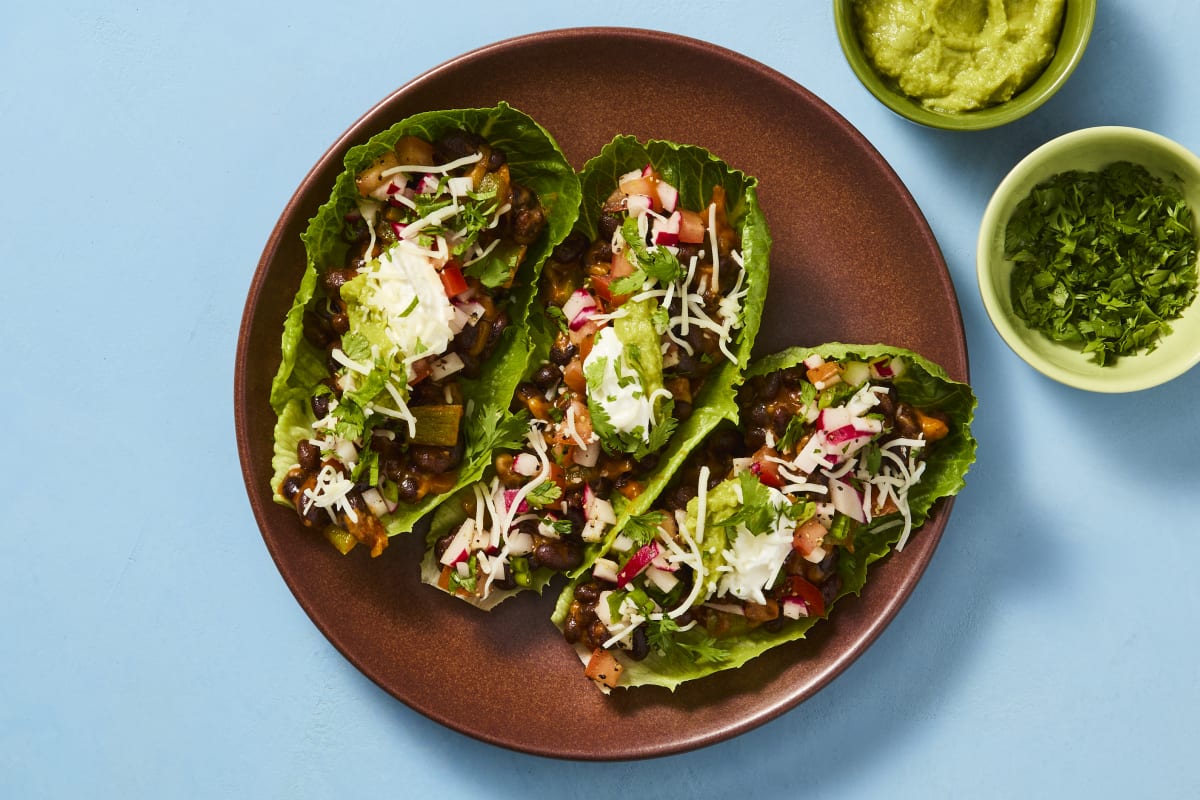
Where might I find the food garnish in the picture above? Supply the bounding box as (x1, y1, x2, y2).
(269, 104, 579, 556)
(1005, 160, 1198, 365)
(551, 345, 976, 691)
(421, 137, 771, 608)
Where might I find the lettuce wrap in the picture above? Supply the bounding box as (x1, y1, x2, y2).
(420, 136, 771, 608)
(551, 344, 976, 691)
(269, 104, 580, 556)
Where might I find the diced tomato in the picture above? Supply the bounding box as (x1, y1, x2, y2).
(785, 575, 826, 617)
(590, 275, 630, 308)
(439, 262, 469, 297)
(792, 518, 827, 558)
(584, 648, 624, 689)
(678, 209, 707, 244)
(749, 445, 784, 488)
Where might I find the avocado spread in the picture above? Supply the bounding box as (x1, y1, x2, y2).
(853, 0, 1066, 113)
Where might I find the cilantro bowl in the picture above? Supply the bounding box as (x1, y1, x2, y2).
(977, 126, 1200, 392)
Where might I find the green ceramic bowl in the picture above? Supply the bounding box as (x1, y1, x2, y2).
(977, 126, 1200, 392)
(834, 0, 1095, 131)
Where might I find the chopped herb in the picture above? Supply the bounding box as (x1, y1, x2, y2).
(1005, 160, 1198, 365)
(623, 511, 667, 546)
(525, 481, 563, 507)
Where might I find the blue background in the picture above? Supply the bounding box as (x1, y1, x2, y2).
(3, 2, 1197, 797)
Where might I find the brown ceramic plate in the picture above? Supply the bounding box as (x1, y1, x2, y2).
(235, 28, 967, 760)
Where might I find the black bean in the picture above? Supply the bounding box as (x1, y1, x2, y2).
(433, 129, 484, 163)
(590, 476, 614, 501)
(487, 148, 506, 170)
(409, 445, 454, 474)
(574, 582, 601, 604)
(598, 211, 622, 240)
(552, 231, 589, 264)
(310, 393, 329, 420)
(297, 440, 321, 471)
(395, 474, 422, 502)
(532, 363, 562, 391)
(280, 473, 304, 503)
(549, 337, 577, 366)
(628, 626, 649, 661)
(530, 538, 583, 572)
(756, 371, 782, 401)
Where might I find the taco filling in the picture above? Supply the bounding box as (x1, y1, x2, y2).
(427, 153, 767, 606)
(278, 128, 554, 557)
(553, 347, 976, 691)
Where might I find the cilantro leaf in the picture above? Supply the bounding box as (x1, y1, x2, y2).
(525, 481, 563, 508)
(622, 511, 667, 547)
(713, 470, 777, 534)
(1005, 161, 1198, 365)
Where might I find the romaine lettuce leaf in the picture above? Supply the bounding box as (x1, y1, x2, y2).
(421, 136, 771, 606)
(552, 343, 976, 689)
(268, 103, 580, 541)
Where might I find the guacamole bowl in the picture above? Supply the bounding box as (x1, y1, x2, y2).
(977, 126, 1200, 392)
(834, 0, 1095, 131)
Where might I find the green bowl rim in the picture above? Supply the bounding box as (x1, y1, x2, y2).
(834, 0, 1096, 131)
(976, 125, 1200, 392)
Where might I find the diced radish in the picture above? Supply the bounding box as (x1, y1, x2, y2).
(803, 354, 825, 370)
(791, 431, 828, 475)
(625, 193, 652, 217)
(782, 597, 809, 619)
(562, 289, 598, 331)
(593, 558, 620, 583)
(501, 489, 530, 515)
(446, 176, 474, 197)
(804, 545, 828, 565)
(360, 488, 389, 518)
(428, 352, 465, 381)
(816, 406, 852, 432)
(581, 518, 607, 543)
(586, 494, 617, 525)
(417, 174, 439, 194)
(830, 478, 867, 523)
(656, 181, 679, 214)
(439, 520, 473, 566)
(333, 438, 358, 465)
(826, 424, 866, 445)
(469, 522, 490, 551)
(641, 163, 655, 178)
(650, 552, 677, 572)
(389, 221, 406, 238)
(615, 542, 659, 588)
(610, 534, 636, 553)
(644, 565, 679, 593)
(507, 531, 534, 557)
(653, 211, 681, 246)
(618, 168, 643, 185)
(573, 439, 600, 467)
(512, 453, 541, 477)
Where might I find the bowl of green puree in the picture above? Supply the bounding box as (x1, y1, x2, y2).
(978, 126, 1200, 392)
(835, 0, 1095, 130)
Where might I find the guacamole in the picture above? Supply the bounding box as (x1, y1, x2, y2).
(854, 0, 1066, 113)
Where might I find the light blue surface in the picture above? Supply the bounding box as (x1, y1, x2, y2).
(3, 2, 1198, 797)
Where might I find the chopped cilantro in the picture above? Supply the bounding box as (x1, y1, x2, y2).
(525, 481, 563, 508)
(1005, 160, 1198, 365)
(622, 511, 667, 547)
(713, 471, 778, 534)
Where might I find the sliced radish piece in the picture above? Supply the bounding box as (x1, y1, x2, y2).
(512, 452, 541, 477)
(360, 488, 389, 518)
(830, 479, 867, 523)
(625, 193, 652, 217)
(439, 520, 473, 566)
(428, 352, 465, 381)
(644, 565, 679, 593)
(615, 542, 659, 589)
(656, 181, 679, 214)
(593, 558, 620, 584)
